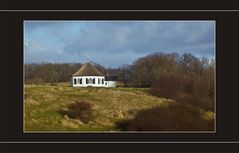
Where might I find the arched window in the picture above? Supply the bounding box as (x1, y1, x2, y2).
(86, 78, 88, 84)
(93, 78, 95, 84)
(74, 78, 76, 85)
(102, 79, 104, 84)
(80, 78, 82, 84)
(98, 78, 100, 84)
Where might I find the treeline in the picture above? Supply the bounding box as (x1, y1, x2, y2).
(25, 62, 107, 84)
(25, 63, 81, 84)
(134, 52, 214, 111)
(110, 52, 215, 111)
(25, 52, 215, 111)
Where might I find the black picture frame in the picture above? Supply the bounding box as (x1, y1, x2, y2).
(1, 2, 239, 152)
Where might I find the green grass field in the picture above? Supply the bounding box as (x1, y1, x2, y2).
(24, 83, 214, 132)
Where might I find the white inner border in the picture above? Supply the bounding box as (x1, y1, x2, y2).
(22, 19, 217, 143)
(23, 20, 216, 134)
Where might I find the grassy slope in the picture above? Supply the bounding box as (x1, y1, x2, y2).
(24, 83, 214, 132)
(24, 83, 177, 131)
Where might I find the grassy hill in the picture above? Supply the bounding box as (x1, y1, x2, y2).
(24, 83, 214, 132)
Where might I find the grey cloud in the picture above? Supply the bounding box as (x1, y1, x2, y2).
(24, 21, 215, 68)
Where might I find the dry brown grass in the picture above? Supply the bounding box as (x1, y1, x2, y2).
(24, 83, 214, 131)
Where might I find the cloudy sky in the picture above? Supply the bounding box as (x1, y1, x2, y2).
(24, 21, 215, 68)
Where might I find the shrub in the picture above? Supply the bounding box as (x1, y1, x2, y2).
(67, 100, 93, 123)
(125, 103, 214, 131)
(115, 119, 131, 131)
(177, 94, 214, 112)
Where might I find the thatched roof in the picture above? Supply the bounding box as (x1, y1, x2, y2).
(73, 63, 104, 76)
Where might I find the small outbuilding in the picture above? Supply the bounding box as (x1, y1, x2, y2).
(72, 63, 117, 88)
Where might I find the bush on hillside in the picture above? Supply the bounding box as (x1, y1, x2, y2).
(118, 103, 214, 131)
(67, 100, 93, 123)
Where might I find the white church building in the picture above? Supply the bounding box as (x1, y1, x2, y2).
(72, 63, 117, 88)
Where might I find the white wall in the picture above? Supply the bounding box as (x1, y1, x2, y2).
(105, 81, 117, 87)
(72, 76, 105, 87)
(72, 76, 117, 88)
